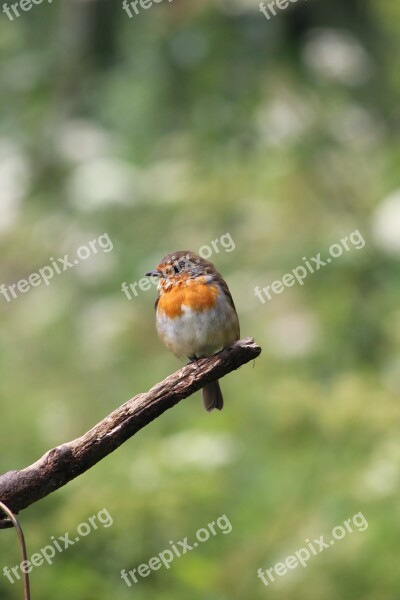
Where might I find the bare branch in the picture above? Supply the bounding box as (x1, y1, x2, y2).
(0, 337, 261, 526)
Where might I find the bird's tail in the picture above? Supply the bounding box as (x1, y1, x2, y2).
(202, 380, 224, 412)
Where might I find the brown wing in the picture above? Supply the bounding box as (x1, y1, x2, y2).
(216, 274, 240, 339)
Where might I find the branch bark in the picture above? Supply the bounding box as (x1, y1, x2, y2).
(0, 337, 261, 527)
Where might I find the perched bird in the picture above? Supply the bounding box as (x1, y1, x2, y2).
(145, 251, 240, 411)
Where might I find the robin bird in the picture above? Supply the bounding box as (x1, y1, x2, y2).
(145, 251, 240, 412)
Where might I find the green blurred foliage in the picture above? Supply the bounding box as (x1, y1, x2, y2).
(0, 0, 400, 598)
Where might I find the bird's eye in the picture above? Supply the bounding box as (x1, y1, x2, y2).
(172, 262, 182, 274)
(170, 261, 185, 274)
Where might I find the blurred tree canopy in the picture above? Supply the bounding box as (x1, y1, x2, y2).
(1, 1, 400, 599)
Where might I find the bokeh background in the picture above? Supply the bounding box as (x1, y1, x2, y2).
(1, 0, 400, 598)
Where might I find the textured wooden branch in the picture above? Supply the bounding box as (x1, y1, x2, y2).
(0, 337, 261, 527)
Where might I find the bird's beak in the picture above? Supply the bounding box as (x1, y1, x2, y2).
(145, 269, 162, 278)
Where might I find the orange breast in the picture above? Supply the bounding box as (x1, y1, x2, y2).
(157, 281, 219, 319)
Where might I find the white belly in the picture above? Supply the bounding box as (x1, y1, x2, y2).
(156, 295, 239, 359)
